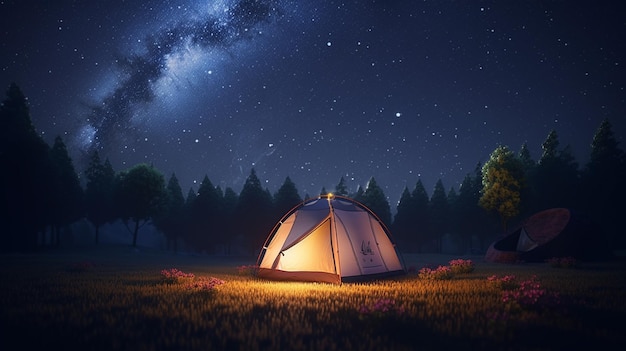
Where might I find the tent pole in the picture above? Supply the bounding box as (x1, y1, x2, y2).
(327, 194, 342, 283)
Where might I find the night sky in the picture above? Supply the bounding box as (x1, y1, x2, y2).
(2, 0, 625, 206)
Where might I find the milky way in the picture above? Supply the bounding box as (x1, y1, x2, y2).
(1, 0, 624, 206)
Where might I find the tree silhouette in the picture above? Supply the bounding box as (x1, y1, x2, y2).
(411, 179, 430, 252)
(84, 151, 116, 244)
(360, 177, 392, 227)
(221, 187, 239, 254)
(582, 118, 626, 248)
(188, 175, 222, 252)
(479, 145, 524, 232)
(393, 186, 416, 252)
(429, 179, 449, 253)
(334, 176, 349, 196)
(532, 130, 579, 210)
(48, 136, 83, 246)
(235, 169, 274, 252)
(0, 83, 51, 251)
(154, 173, 185, 252)
(114, 163, 166, 247)
(273, 176, 302, 219)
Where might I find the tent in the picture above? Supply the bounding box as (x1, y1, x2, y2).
(485, 208, 612, 263)
(256, 194, 406, 284)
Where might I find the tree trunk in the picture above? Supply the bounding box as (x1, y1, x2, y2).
(132, 219, 139, 247)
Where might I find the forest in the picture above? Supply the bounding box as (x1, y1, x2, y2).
(1, 82, 625, 255)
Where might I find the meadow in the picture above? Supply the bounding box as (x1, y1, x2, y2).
(1, 246, 625, 351)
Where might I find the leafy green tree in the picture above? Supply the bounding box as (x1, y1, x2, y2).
(84, 151, 116, 244)
(334, 176, 349, 196)
(48, 136, 84, 246)
(360, 177, 392, 227)
(0, 83, 52, 251)
(429, 179, 449, 253)
(479, 145, 524, 232)
(273, 176, 302, 218)
(114, 163, 166, 247)
(154, 173, 185, 252)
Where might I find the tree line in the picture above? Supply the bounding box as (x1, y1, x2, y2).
(1, 83, 624, 254)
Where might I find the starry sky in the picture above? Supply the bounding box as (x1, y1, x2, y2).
(2, 0, 625, 207)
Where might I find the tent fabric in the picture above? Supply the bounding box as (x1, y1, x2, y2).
(485, 208, 612, 263)
(257, 195, 405, 284)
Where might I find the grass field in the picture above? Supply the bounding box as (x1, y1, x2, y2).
(1, 246, 625, 350)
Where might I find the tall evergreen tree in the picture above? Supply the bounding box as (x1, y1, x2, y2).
(84, 151, 116, 244)
(0, 83, 51, 251)
(273, 176, 302, 219)
(235, 169, 274, 251)
(582, 118, 626, 248)
(189, 175, 222, 252)
(335, 176, 349, 196)
(360, 177, 392, 227)
(392, 186, 416, 252)
(429, 179, 449, 253)
(517, 143, 536, 217)
(48, 136, 84, 246)
(411, 179, 430, 252)
(154, 173, 185, 252)
(533, 130, 579, 210)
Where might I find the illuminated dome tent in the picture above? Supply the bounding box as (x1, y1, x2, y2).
(256, 194, 405, 284)
(485, 208, 611, 263)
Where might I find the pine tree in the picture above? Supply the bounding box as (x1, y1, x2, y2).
(0, 83, 52, 251)
(360, 177, 392, 227)
(392, 186, 416, 252)
(274, 176, 302, 218)
(335, 176, 349, 196)
(429, 179, 449, 253)
(533, 130, 579, 210)
(48, 136, 84, 246)
(409, 179, 430, 252)
(235, 169, 274, 251)
(189, 175, 221, 252)
(154, 173, 185, 252)
(582, 118, 626, 248)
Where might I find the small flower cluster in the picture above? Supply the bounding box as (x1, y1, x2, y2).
(186, 276, 225, 292)
(358, 298, 405, 318)
(418, 265, 453, 280)
(161, 268, 195, 284)
(547, 256, 578, 268)
(237, 264, 259, 277)
(488, 275, 560, 308)
(448, 259, 475, 274)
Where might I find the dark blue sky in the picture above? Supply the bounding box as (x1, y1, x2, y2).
(2, 0, 625, 207)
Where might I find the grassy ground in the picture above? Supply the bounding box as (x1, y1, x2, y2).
(1, 246, 625, 350)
